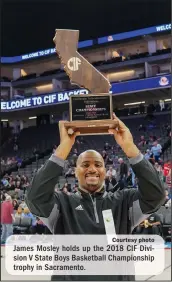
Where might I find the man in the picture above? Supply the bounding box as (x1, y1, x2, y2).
(105, 174, 117, 192)
(104, 142, 111, 151)
(1, 194, 14, 244)
(26, 115, 165, 281)
(151, 140, 162, 162)
(118, 157, 128, 188)
(135, 213, 162, 235)
(138, 135, 146, 147)
(106, 166, 117, 179)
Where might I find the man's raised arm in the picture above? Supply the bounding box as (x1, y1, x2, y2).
(109, 114, 165, 230)
(25, 122, 80, 232)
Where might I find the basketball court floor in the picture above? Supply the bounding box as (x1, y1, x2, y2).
(1, 246, 171, 281)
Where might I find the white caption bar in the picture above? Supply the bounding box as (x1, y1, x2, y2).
(5, 235, 164, 276)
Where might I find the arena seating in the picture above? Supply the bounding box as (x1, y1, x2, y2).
(11, 48, 171, 83)
(13, 217, 32, 234)
(1, 112, 171, 179)
(157, 207, 171, 241)
(2, 207, 168, 237)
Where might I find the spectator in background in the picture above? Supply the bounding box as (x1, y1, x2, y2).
(118, 158, 128, 189)
(15, 206, 24, 218)
(72, 184, 79, 194)
(104, 142, 111, 151)
(102, 150, 107, 162)
(154, 162, 163, 181)
(151, 141, 162, 162)
(148, 153, 155, 166)
(144, 149, 151, 160)
(73, 148, 78, 155)
(138, 135, 146, 147)
(166, 167, 171, 192)
(71, 152, 78, 167)
(23, 207, 37, 225)
(165, 198, 171, 208)
(128, 167, 136, 188)
(105, 155, 114, 166)
(138, 124, 146, 132)
(1, 194, 14, 244)
(12, 199, 19, 211)
(105, 175, 117, 192)
(163, 190, 170, 206)
(147, 136, 154, 147)
(159, 100, 165, 111)
(65, 167, 75, 178)
(135, 213, 162, 235)
(163, 160, 171, 179)
(30, 218, 45, 234)
(62, 186, 70, 195)
(161, 132, 171, 155)
(106, 166, 117, 179)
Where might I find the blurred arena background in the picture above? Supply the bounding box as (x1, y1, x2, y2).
(1, 0, 171, 280)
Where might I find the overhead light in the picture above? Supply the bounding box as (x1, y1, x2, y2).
(165, 99, 171, 102)
(36, 84, 52, 90)
(21, 69, 27, 76)
(109, 70, 135, 77)
(29, 116, 37, 120)
(124, 101, 145, 106)
(1, 119, 8, 122)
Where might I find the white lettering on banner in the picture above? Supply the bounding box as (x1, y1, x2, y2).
(51, 48, 56, 54)
(156, 24, 171, 32)
(44, 94, 56, 104)
(1, 89, 89, 111)
(1, 102, 6, 110)
(22, 52, 39, 60)
(32, 97, 38, 106)
(37, 97, 42, 105)
(57, 89, 89, 102)
(58, 94, 64, 102)
(63, 93, 70, 101)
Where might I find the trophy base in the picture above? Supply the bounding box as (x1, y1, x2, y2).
(64, 120, 119, 135)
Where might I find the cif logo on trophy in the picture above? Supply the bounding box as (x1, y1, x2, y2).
(53, 29, 118, 135)
(67, 57, 81, 71)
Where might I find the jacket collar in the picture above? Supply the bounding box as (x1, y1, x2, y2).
(78, 185, 107, 199)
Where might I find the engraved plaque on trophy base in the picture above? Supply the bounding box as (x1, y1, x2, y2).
(65, 94, 118, 135)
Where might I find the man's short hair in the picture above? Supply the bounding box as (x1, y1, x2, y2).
(76, 150, 104, 166)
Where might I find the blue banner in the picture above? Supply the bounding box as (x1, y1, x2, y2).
(1, 24, 171, 64)
(1, 40, 93, 64)
(98, 23, 171, 44)
(1, 75, 170, 112)
(111, 74, 171, 94)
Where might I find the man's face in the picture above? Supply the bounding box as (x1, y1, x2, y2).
(75, 151, 106, 192)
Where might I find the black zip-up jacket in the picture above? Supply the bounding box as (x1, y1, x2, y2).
(26, 153, 165, 281)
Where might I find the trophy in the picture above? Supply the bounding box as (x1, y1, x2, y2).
(53, 29, 118, 135)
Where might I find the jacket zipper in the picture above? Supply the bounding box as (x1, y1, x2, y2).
(90, 195, 99, 223)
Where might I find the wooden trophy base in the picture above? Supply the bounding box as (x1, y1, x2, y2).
(64, 120, 119, 135)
